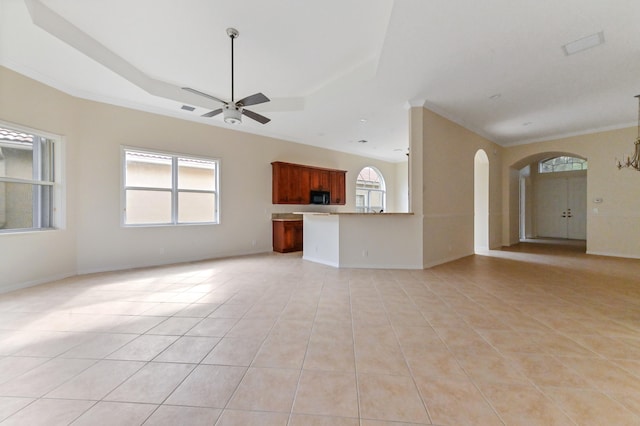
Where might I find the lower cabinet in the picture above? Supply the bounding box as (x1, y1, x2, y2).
(272, 220, 303, 253)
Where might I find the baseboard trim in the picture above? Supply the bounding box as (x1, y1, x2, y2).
(339, 262, 423, 270)
(423, 253, 473, 269)
(302, 255, 339, 268)
(76, 248, 273, 276)
(586, 250, 640, 260)
(0, 271, 76, 295)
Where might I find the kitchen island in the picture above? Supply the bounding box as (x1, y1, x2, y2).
(294, 212, 422, 269)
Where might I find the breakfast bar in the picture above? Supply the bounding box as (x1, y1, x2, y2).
(295, 212, 422, 269)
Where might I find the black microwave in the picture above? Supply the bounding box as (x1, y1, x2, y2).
(310, 190, 330, 205)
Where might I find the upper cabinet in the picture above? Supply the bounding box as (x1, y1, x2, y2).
(329, 170, 346, 205)
(309, 169, 330, 191)
(272, 162, 346, 205)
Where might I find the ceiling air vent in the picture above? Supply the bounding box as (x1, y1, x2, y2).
(181, 105, 196, 112)
(562, 31, 605, 56)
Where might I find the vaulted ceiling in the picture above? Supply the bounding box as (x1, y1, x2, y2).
(1, 0, 639, 162)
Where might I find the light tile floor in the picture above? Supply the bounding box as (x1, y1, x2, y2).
(1, 241, 639, 425)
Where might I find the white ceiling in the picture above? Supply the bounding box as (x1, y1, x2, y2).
(1, 0, 639, 162)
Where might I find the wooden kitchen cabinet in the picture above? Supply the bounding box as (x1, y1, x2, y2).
(272, 161, 346, 205)
(330, 170, 346, 205)
(309, 169, 330, 191)
(293, 167, 310, 204)
(272, 162, 309, 204)
(272, 220, 303, 253)
(272, 162, 291, 203)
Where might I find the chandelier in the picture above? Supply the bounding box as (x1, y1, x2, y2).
(616, 95, 640, 171)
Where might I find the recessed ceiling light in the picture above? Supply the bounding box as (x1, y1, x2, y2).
(181, 105, 196, 111)
(562, 31, 605, 56)
(359, 118, 367, 123)
(523, 122, 533, 126)
(489, 94, 501, 100)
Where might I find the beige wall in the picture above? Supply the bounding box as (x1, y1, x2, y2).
(0, 66, 405, 290)
(0, 67, 78, 291)
(502, 128, 640, 258)
(394, 160, 409, 212)
(415, 107, 504, 267)
(4, 63, 637, 291)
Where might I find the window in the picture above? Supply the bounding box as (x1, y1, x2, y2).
(0, 125, 60, 232)
(123, 148, 219, 226)
(355, 166, 386, 213)
(539, 156, 587, 173)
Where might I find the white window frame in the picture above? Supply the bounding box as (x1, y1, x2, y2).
(355, 166, 386, 213)
(121, 146, 220, 227)
(538, 156, 587, 174)
(0, 121, 65, 234)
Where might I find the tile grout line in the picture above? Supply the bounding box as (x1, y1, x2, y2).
(381, 275, 434, 425)
(285, 276, 323, 426)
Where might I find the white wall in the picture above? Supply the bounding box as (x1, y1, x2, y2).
(301, 213, 423, 269)
(302, 215, 340, 267)
(339, 214, 422, 268)
(0, 66, 407, 291)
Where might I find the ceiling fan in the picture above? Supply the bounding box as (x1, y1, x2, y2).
(183, 28, 270, 125)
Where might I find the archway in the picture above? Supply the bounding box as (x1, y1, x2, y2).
(507, 151, 588, 249)
(474, 149, 489, 252)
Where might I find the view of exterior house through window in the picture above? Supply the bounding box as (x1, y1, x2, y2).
(0, 126, 56, 232)
(539, 156, 587, 173)
(123, 149, 219, 225)
(356, 166, 385, 213)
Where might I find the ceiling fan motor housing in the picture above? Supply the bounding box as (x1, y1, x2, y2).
(223, 103, 242, 124)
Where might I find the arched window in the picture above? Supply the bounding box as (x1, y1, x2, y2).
(539, 156, 587, 173)
(356, 166, 385, 213)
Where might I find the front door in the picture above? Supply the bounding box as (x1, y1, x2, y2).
(535, 176, 586, 239)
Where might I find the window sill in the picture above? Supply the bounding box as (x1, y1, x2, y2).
(122, 222, 219, 228)
(0, 228, 60, 236)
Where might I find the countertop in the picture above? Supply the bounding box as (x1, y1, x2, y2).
(272, 218, 303, 222)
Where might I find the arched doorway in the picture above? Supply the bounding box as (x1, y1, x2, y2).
(508, 151, 588, 248)
(474, 149, 489, 252)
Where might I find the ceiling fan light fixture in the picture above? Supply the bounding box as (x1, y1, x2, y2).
(223, 104, 242, 124)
